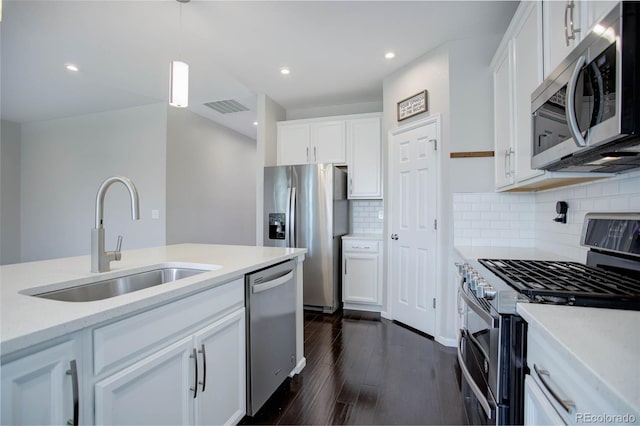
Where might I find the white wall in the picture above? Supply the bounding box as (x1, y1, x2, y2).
(286, 101, 383, 121)
(166, 107, 257, 246)
(20, 103, 167, 262)
(383, 35, 501, 346)
(448, 36, 501, 194)
(1, 120, 22, 264)
(255, 94, 286, 245)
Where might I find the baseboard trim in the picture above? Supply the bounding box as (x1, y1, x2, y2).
(290, 356, 306, 376)
(436, 336, 457, 348)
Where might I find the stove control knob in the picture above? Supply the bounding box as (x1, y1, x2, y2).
(475, 279, 488, 298)
(484, 286, 497, 300)
(465, 268, 476, 281)
(469, 273, 481, 290)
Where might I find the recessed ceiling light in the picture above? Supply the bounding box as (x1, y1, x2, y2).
(385, 52, 396, 60)
(65, 64, 79, 72)
(280, 67, 291, 75)
(253, 121, 259, 126)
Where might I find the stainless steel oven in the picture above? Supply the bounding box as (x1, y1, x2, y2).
(456, 266, 527, 425)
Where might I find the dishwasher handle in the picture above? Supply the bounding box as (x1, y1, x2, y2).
(252, 270, 294, 294)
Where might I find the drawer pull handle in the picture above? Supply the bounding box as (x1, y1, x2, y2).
(190, 348, 198, 399)
(198, 344, 207, 392)
(534, 364, 575, 414)
(351, 246, 371, 249)
(66, 360, 79, 426)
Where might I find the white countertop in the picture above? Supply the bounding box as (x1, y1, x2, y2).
(518, 303, 640, 415)
(0, 243, 306, 356)
(342, 233, 384, 240)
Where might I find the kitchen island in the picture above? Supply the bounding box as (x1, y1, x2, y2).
(0, 243, 306, 425)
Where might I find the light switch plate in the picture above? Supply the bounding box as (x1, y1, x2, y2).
(378, 210, 384, 220)
(151, 209, 160, 220)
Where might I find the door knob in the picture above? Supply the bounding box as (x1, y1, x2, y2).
(391, 233, 399, 240)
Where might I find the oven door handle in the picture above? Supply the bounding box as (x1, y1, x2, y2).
(457, 334, 496, 421)
(458, 280, 499, 329)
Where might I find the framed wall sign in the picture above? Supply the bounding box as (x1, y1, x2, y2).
(397, 90, 428, 121)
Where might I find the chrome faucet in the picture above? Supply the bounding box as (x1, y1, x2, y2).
(91, 176, 140, 273)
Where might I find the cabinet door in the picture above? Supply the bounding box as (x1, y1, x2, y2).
(277, 123, 310, 165)
(513, 1, 545, 183)
(95, 337, 194, 426)
(524, 375, 564, 426)
(1, 339, 80, 426)
(543, 0, 583, 78)
(493, 45, 515, 189)
(311, 120, 346, 164)
(193, 309, 246, 426)
(584, 1, 617, 29)
(343, 252, 380, 304)
(347, 117, 382, 199)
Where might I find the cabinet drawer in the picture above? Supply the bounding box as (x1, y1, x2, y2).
(342, 240, 378, 253)
(93, 278, 243, 376)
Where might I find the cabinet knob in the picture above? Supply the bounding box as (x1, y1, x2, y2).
(391, 233, 399, 240)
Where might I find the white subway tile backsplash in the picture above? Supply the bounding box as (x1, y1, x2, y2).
(350, 200, 384, 234)
(453, 192, 535, 247)
(534, 172, 640, 261)
(454, 172, 640, 257)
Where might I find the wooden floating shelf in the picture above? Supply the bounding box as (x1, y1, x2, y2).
(450, 151, 495, 158)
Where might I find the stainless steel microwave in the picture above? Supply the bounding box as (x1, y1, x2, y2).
(531, 2, 640, 173)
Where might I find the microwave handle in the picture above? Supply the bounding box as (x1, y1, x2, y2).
(566, 55, 589, 147)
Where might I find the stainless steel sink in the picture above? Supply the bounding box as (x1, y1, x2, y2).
(34, 267, 209, 302)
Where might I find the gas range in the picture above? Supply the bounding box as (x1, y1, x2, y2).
(459, 213, 640, 315)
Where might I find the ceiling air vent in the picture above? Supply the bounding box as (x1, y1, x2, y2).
(203, 99, 250, 114)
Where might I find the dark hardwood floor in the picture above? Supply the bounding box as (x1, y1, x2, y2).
(241, 309, 468, 425)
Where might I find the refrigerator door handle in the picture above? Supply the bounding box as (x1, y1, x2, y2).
(289, 187, 297, 248)
(285, 187, 292, 248)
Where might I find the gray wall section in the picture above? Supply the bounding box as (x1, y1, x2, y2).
(166, 107, 257, 246)
(19, 103, 167, 262)
(1, 120, 22, 265)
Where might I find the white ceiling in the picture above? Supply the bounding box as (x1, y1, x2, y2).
(1, 0, 518, 139)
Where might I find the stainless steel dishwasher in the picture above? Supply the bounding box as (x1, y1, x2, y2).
(245, 259, 297, 416)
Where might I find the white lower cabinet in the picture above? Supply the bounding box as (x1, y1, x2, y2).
(193, 309, 246, 426)
(95, 336, 194, 425)
(524, 374, 565, 426)
(95, 308, 246, 426)
(342, 238, 382, 311)
(1, 335, 82, 426)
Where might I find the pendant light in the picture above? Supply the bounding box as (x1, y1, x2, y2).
(170, 0, 190, 108)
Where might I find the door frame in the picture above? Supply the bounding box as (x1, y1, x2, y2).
(385, 114, 445, 339)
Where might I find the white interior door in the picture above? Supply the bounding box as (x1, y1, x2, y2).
(389, 118, 439, 335)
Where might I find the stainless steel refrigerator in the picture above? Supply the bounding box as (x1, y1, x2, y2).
(263, 164, 348, 313)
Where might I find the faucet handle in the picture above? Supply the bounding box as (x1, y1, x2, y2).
(115, 235, 123, 261)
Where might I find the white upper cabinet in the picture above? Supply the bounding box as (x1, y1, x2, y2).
(311, 120, 346, 164)
(493, 2, 543, 190)
(542, 0, 619, 78)
(277, 119, 346, 165)
(277, 113, 382, 199)
(277, 123, 311, 166)
(347, 115, 382, 199)
(513, 1, 545, 183)
(493, 43, 515, 189)
(542, 0, 583, 78)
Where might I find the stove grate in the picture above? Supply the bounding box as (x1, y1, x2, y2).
(478, 259, 640, 310)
